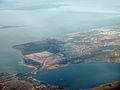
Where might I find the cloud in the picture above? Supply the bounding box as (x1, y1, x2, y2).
(0, 25, 24, 29)
(0, 0, 69, 11)
(69, 11, 120, 15)
(8, 5, 67, 10)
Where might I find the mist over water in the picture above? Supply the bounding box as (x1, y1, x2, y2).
(0, 0, 120, 34)
(0, 0, 120, 89)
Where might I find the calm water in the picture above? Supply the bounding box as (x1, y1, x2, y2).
(1, 0, 120, 89)
(32, 62, 120, 89)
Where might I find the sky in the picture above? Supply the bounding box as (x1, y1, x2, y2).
(0, 0, 120, 12)
(0, 0, 120, 33)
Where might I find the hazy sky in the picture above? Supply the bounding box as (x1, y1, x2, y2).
(0, 0, 120, 12)
(0, 0, 120, 33)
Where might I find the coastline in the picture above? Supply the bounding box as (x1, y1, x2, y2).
(19, 59, 36, 69)
(12, 25, 120, 89)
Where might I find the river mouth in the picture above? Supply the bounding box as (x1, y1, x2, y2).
(30, 62, 120, 89)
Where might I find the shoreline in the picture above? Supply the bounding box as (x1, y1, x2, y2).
(12, 25, 120, 89)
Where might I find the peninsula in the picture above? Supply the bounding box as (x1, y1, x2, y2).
(14, 25, 120, 74)
(1, 25, 120, 90)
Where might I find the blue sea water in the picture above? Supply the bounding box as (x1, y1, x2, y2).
(32, 62, 120, 89)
